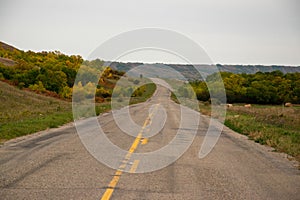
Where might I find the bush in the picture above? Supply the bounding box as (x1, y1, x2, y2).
(29, 81, 46, 92)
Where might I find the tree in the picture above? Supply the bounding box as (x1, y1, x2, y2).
(37, 69, 67, 93)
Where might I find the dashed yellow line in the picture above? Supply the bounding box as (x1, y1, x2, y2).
(101, 132, 143, 200)
(129, 160, 140, 173)
(128, 133, 142, 153)
(101, 188, 114, 200)
(141, 138, 148, 145)
(101, 170, 123, 200)
(100, 104, 160, 200)
(100, 134, 141, 200)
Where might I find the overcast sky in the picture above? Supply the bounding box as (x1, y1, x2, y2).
(0, 0, 299, 65)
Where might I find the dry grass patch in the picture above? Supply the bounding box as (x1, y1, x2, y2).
(225, 105, 300, 162)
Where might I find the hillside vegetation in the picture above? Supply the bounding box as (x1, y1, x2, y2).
(0, 42, 156, 141)
(0, 42, 124, 101)
(0, 42, 154, 102)
(191, 71, 300, 104)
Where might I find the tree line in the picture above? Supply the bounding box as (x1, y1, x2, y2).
(191, 71, 300, 104)
(0, 46, 120, 99)
(0, 46, 149, 101)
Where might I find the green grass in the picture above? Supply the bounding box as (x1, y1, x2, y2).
(0, 81, 73, 142)
(129, 83, 156, 105)
(0, 81, 156, 142)
(1, 112, 73, 140)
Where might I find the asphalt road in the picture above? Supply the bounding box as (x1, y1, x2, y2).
(0, 84, 299, 200)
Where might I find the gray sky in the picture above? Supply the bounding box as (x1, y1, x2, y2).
(0, 0, 299, 65)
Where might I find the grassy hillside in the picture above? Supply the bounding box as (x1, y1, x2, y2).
(0, 80, 156, 142)
(0, 42, 158, 142)
(0, 81, 72, 141)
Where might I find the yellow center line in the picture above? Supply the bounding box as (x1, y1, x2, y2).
(128, 133, 142, 153)
(129, 160, 140, 173)
(100, 104, 160, 200)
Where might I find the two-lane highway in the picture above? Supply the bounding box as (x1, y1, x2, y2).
(0, 84, 299, 199)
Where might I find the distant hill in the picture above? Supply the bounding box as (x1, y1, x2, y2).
(109, 62, 300, 80)
(1, 41, 299, 81)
